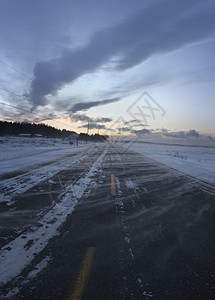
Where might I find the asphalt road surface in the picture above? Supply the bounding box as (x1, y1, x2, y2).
(1, 142, 215, 300)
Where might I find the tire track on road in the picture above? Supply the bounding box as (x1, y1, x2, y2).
(0, 145, 97, 205)
(0, 146, 107, 297)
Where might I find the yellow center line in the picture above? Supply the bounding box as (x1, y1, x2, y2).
(67, 247, 96, 300)
(111, 173, 116, 196)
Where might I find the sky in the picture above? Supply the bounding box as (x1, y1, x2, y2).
(0, 0, 215, 142)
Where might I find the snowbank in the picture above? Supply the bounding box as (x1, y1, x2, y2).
(130, 142, 215, 185)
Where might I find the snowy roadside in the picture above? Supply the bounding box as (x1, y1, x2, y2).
(0, 136, 91, 175)
(0, 146, 107, 290)
(129, 142, 215, 185)
(0, 145, 97, 205)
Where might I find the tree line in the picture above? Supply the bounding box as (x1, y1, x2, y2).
(0, 121, 108, 142)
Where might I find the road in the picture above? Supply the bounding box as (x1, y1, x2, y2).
(0, 142, 215, 299)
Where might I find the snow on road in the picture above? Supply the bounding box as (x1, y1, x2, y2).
(130, 142, 215, 185)
(0, 146, 107, 287)
(0, 136, 214, 294)
(0, 146, 95, 205)
(0, 137, 96, 205)
(1, 137, 214, 186)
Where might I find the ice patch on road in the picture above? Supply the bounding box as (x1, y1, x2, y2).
(27, 256, 50, 280)
(115, 177, 123, 196)
(2, 287, 19, 299)
(125, 179, 137, 190)
(143, 291, 153, 297)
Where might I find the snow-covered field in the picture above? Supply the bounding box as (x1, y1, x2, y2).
(0, 137, 98, 206)
(0, 136, 90, 175)
(1, 136, 214, 186)
(130, 142, 215, 185)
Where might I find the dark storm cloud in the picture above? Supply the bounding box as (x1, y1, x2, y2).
(71, 97, 120, 112)
(79, 123, 107, 130)
(124, 120, 140, 125)
(132, 128, 203, 138)
(163, 131, 186, 138)
(96, 117, 112, 123)
(28, 0, 215, 107)
(70, 114, 92, 123)
(117, 127, 131, 132)
(163, 129, 200, 138)
(71, 113, 112, 123)
(186, 129, 200, 138)
(132, 129, 152, 135)
(123, 120, 150, 127)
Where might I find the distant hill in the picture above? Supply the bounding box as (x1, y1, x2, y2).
(0, 120, 108, 142)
